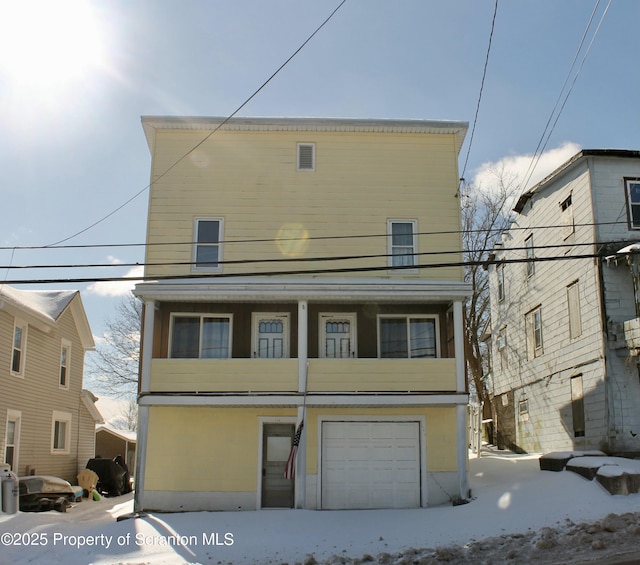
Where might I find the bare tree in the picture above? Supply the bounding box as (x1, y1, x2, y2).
(117, 398, 138, 432)
(87, 292, 141, 397)
(461, 167, 519, 407)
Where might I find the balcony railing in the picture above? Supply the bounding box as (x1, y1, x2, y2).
(149, 357, 457, 393)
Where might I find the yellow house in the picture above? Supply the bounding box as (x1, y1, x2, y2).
(0, 286, 99, 483)
(134, 117, 471, 511)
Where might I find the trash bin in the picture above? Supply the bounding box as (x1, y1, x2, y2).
(1, 468, 19, 514)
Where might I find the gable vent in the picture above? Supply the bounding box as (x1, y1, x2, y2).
(297, 143, 315, 171)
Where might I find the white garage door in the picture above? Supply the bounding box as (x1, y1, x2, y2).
(321, 421, 421, 509)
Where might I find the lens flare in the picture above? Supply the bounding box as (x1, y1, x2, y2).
(275, 223, 309, 258)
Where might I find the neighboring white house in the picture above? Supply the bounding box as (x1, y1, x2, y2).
(487, 149, 640, 455)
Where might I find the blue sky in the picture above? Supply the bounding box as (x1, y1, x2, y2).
(0, 0, 638, 343)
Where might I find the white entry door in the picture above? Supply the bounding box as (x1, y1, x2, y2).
(321, 421, 421, 509)
(252, 314, 289, 358)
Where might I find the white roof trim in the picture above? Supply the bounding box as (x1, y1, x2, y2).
(142, 116, 468, 155)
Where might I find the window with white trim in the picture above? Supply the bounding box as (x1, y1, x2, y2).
(11, 321, 26, 376)
(497, 326, 508, 370)
(560, 194, 574, 239)
(320, 313, 356, 358)
(193, 218, 223, 271)
(378, 315, 438, 358)
(4, 410, 21, 471)
(297, 143, 315, 171)
(625, 178, 640, 229)
(59, 340, 71, 388)
(51, 411, 72, 454)
(567, 280, 582, 339)
(525, 234, 535, 277)
(170, 314, 232, 359)
(497, 263, 505, 302)
(252, 313, 290, 358)
(525, 306, 543, 360)
(388, 220, 418, 270)
(518, 398, 529, 422)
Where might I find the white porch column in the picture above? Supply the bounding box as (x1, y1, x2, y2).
(140, 300, 156, 394)
(298, 300, 308, 393)
(453, 300, 465, 393)
(456, 403, 469, 500)
(296, 300, 308, 508)
(134, 299, 155, 512)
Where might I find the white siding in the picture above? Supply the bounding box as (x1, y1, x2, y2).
(489, 154, 640, 453)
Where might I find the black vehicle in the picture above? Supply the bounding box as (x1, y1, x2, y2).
(86, 457, 132, 496)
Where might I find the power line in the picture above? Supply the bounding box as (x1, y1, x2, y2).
(0, 238, 632, 272)
(0, 247, 626, 286)
(514, 0, 611, 202)
(45, 0, 348, 248)
(460, 0, 499, 182)
(2, 220, 634, 253)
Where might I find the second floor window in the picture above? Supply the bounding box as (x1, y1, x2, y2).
(388, 220, 417, 270)
(567, 280, 582, 339)
(378, 315, 438, 358)
(525, 306, 543, 360)
(59, 340, 71, 388)
(525, 234, 535, 277)
(194, 218, 223, 271)
(497, 263, 505, 302)
(11, 323, 26, 375)
(170, 314, 232, 359)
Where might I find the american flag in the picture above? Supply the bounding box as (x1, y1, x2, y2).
(284, 420, 304, 480)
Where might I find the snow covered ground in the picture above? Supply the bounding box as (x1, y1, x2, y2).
(2, 447, 640, 564)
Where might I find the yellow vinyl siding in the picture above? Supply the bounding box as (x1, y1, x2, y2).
(144, 406, 296, 492)
(145, 406, 457, 493)
(149, 358, 455, 393)
(149, 358, 298, 392)
(304, 407, 458, 475)
(144, 130, 463, 281)
(307, 359, 456, 391)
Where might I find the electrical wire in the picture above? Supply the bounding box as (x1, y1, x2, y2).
(0, 238, 632, 272)
(0, 247, 627, 286)
(460, 0, 499, 183)
(44, 0, 348, 248)
(514, 0, 611, 202)
(1, 220, 634, 253)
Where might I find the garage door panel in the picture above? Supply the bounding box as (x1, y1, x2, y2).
(322, 421, 421, 509)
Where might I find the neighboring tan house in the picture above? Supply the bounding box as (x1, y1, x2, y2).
(0, 285, 100, 482)
(134, 116, 471, 512)
(487, 149, 640, 455)
(95, 425, 137, 475)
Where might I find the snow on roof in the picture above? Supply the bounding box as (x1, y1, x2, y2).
(0, 285, 77, 321)
(96, 424, 137, 443)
